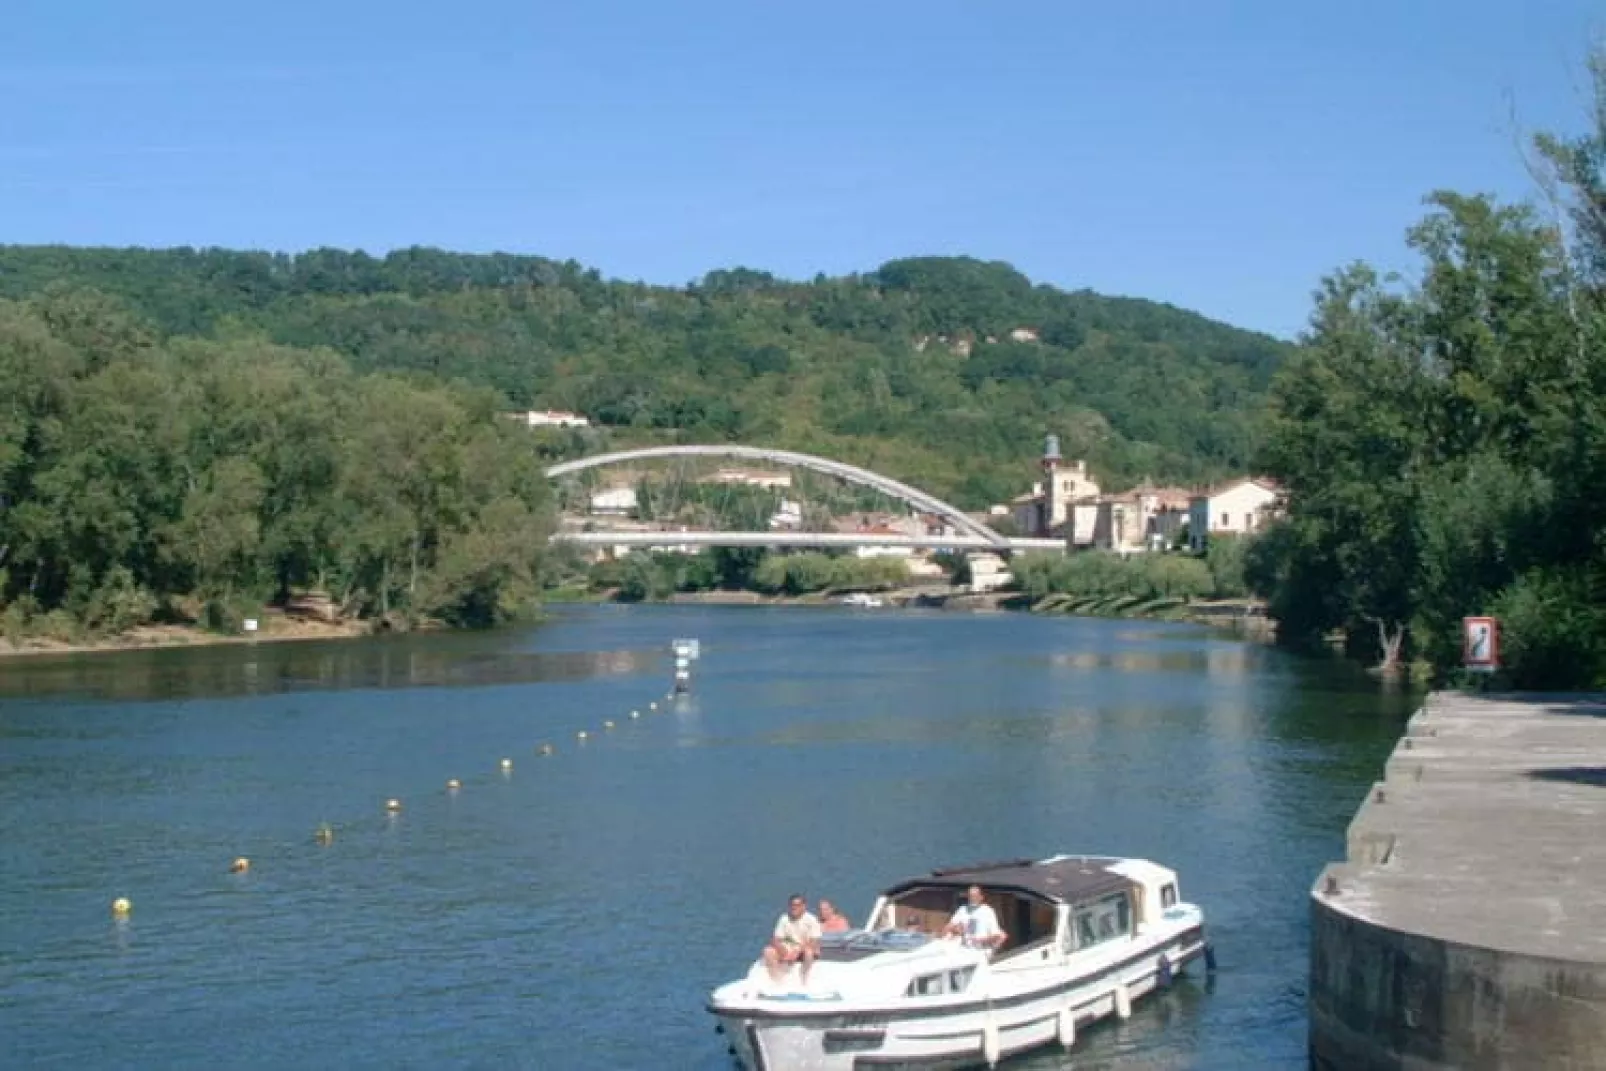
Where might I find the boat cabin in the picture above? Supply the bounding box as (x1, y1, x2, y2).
(863, 855, 1180, 965)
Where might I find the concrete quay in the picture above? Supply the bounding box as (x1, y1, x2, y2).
(1310, 690, 1599, 1066)
(1310, 692, 1606, 1070)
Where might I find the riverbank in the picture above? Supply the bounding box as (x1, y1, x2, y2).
(657, 585, 1273, 632)
(0, 587, 1266, 661)
(0, 610, 372, 659)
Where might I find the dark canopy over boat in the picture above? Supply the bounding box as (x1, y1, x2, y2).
(879, 856, 1135, 906)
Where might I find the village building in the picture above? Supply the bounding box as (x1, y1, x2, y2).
(1008, 435, 1101, 546)
(1091, 483, 1193, 555)
(1187, 478, 1285, 551)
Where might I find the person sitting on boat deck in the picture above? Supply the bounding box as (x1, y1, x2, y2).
(763, 894, 822, 984)
(945, 885, 1006, 951)
(818, 899, 850, 932)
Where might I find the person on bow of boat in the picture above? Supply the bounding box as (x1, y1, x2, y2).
(945, 885, 1007, 951)
(762, 894, 821, 984)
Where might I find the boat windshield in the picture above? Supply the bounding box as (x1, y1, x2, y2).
(816, 929, 932, 962)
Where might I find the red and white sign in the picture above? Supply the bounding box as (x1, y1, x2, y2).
(1462, 616, 1499, 671)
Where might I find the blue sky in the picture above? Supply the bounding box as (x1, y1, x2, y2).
(1, 1, 1600, 338)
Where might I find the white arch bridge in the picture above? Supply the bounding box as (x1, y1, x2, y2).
(543, 445, 1063, 555)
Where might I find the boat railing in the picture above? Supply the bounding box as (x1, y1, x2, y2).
(817, 928, 934, 962)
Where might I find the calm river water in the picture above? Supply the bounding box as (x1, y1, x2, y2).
(0, 606, 1420, 1070)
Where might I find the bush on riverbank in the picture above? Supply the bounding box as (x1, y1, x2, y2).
(751, 553, 910, 596)
(595, 549, 912, 602)
(1011, 551, 1216, 602)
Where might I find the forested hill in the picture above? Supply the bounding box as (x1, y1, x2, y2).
(0, 247, 1290, 506)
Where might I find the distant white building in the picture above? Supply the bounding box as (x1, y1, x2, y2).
(769, 499, 804, 530)
(968, 552, 1012, 593)
(1188, 478, 1284, 551)
(510, 409, 590, 429)
(589, 485, 638, 516)
(703, 467, 792, 490)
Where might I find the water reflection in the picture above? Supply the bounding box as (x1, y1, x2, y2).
(1045, 646, 1254, 676)
(0, 635, 663, 703)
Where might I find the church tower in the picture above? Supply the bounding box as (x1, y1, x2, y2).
(1040, 433, 1062, 535)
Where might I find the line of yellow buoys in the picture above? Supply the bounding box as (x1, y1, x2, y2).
(109, 687, 686, 917)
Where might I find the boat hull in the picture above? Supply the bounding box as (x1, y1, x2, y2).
(712, 930, 1206, 1071)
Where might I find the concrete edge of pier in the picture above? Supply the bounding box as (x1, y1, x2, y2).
(1308, 690, 1606, 1071)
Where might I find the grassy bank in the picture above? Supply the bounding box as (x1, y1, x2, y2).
(0, 609, 372, 659)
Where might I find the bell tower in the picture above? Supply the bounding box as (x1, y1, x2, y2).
(1040, 433, 1062, 534)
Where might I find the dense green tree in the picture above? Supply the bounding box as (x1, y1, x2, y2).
(0, 296, 555, 638)
(1252, 53, 1606, 685)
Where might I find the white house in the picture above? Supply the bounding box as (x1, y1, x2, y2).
(1188, 478, 1284, 551)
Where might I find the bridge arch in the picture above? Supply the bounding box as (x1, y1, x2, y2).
(544, 445, 1011, 549)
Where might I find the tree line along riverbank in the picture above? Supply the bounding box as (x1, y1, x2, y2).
(0, 544, 1262, 659)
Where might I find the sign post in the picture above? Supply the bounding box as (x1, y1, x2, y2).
(1462, 616, 1499, 673)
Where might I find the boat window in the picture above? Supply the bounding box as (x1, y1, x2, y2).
(907, 973, 946, 997)
(948, 967, 975, 992)
(1071, 893, 1133, 950)
(1161, 883, 1178, 908)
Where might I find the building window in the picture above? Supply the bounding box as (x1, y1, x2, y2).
(1218, 514, 1229, 528)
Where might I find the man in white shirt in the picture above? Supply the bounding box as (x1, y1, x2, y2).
(762, 894, 822, 984)
(946, 885, 1006, 951)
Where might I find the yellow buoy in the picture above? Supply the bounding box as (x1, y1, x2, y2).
(447, 778, 462, 790)
(315, 823, 334, 845)
(603, 720, 615, 730)
(111, 897, 132, 916)
(230, 857, 250, 874)
(385, 798, 402, 813)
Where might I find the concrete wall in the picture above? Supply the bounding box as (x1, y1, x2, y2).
(1310, 892, 1606, 1070)
(1309, 692, 1606, 1070)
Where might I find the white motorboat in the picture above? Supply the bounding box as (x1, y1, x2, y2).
(707, 855, 1212, 1070)
(839, 593, 884, 609)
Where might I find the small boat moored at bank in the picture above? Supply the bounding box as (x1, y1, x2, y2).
(708, 854, 1210, 1070)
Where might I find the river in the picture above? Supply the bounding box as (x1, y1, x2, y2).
(0, 605, 1420, 1069)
